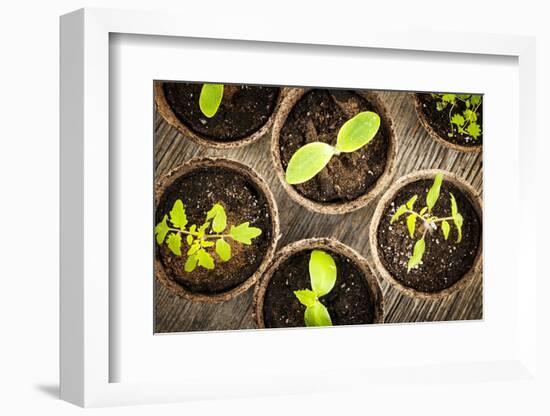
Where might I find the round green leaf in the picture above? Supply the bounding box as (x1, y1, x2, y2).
(215, 238, 231, 262)
(199, 83, 224, 118)
(294, 289, 317, 308)
(335, 111, 380, 153)
(407, 238, 426, 272)
(304, 301, 332, 327)
(285, 142, 336, 185)
(309, 250, 337, 297)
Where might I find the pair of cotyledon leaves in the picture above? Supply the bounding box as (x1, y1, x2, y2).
(285, 111, 381, 185)
(293, 250, 338, 327)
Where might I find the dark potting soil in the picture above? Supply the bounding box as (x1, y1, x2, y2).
(417, 93, 483, 148)
(279, 89, 390, 203)
(262, 249, 376, 328)
(377, 179, 481, 293)
(156, 167, 273, 294)
(162, 82, 280, 142)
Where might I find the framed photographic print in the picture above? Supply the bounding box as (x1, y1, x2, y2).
(60, 7, 542, 409)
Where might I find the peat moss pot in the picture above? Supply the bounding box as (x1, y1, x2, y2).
(253, 238, 384, 328)
(369, 170, 482, 299)
(155, 81, 283, 149)
(155, 158, 280, 302)
(414, 93, 483, 153)
(271, 88, 396, 214)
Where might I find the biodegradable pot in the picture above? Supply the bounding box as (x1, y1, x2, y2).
(271, 88, 397, 214)
(253, 238, 384, 328)
(369, 169, 483, 299)
(413, 93, 482, 153)
(155, 158, 280, 303)
(155, 82, 285, 149)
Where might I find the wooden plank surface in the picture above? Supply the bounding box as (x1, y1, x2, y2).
(154, 90, 483, 333)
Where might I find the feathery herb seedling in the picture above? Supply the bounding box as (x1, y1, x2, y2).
(293, 250, 337, 327)
(390, 174, 464, 272)
(430, 94, 482, 140)
(285, 111, 381, 185)
(199, 83, 224, 118)
(155, 199, 262, 272)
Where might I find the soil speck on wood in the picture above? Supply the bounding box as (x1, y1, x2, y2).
(156, 167, 273, 294)
(377, 179, 481, 292)
(262, 249, 376, 327)
(279, 89, 390, 203)
(162, 82, 280, 142)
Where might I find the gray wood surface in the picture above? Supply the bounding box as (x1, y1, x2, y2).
(154, 90, 483, 333)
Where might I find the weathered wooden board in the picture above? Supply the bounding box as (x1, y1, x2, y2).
(154, 90, 483, 333)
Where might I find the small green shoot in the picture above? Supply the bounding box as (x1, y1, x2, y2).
(285, 111, 380, 185)
(293, 250, 337, 327)
(155, 199, 262, 272)
(430, 94, 482, 140)
(390, 174, 464, 272)
(199, 83, 224, 118)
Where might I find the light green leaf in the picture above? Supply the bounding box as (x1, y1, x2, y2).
(436, 101, 447, 111)
(442, 94, 456, 103)
(309, 250, 337, 297)
(206, 203, 227, 233)
(166, 232, 182, 256)
(441, 220, 450, 240)
(467, 122, 481, 139)
(215, 238, 231, 262)
(451, 113, 465, 127)
(470, 95, 482, 106)
(335, 111, 381, 153)
(201, 241, 215, 248)
(406, 195, 418, 210)
(197, 222, 210, 239)
(285, 142, 336, 185)
(419, 207, 428, 216)
(407, 238, 426, 272)
(186, 235, 194, 246)
(169, 199, 188, 230)
(229, 222, 262, 245)
(155, 215, 170, 244)
(187, 242, 201, 256)
(426, 173, 443, 212)
(184, 254, 198, 272)
(294, 289, 317, 308)
(304, 301, 332, 327)
(391, 204, 408, 223)
(464, 109, 477, 122)
(450, 193, 463, 243)
(199, 83, 224, 118)
(197, 249, 215, 270)
(407, 214, 416, 238)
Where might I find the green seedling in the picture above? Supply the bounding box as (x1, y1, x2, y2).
(155, 199, 262, 272)
(199, 83, 224, 118)
(430, 93, 482, 140)
(390, 173, 464, 272)
(285, 111, 381, 185)
(294, 250, 337, 327)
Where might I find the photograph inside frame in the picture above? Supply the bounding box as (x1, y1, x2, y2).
(153, 82, 483, 333)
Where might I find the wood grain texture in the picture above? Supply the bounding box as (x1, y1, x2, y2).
(154, 90, 483, 333)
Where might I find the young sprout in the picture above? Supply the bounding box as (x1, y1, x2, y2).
(430, 94, 482, 140)
(155, 199, 262, 272)
(390, 174, 464, 272)
(285, 111, 381, 185)
(293, 250, 337, 327)
(199, 83, 224, 118)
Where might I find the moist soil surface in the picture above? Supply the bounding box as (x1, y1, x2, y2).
(262, 249, 376, 327)
(417, 93, 483, 148)
(377, 179, 481, 292)
(279, 89, 390, 203)
(156, 167, 273, 294)
(162, 82, 280, 142)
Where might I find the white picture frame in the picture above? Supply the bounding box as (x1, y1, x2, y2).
(60, 7, 541, 408)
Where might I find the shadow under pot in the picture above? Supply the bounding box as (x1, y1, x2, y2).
(155, 158, 280, 303)
(155, 81, 283, 149)
(369, 169, 483, 299)
(253, 238, 384, 328)
(271, 88, 397, 214)
(413, 93, 483, 153)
